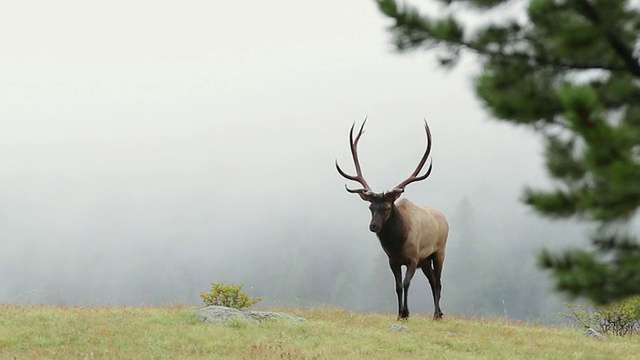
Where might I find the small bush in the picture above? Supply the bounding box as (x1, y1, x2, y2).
(561, 296, 640, 336)
(200, 282, 262, 310)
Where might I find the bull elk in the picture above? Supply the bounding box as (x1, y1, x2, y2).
(336, 119, 449, 320)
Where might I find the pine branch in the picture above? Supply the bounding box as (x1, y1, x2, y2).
(381, 0, 626, 73)
(458, 39, 625, 72)
(575, 0, 640, 78)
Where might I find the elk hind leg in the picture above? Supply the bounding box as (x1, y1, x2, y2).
(422, 254, 444, 320)
(432, 251, 445, 320)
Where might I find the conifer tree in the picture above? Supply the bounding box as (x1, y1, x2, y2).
(375, 0, 640, 304)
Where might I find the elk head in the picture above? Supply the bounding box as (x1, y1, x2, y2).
(335, 118, 433, 234)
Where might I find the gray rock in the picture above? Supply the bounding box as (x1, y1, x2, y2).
(194, 305, 258, 324)
(388, 324, 411, 333)
(584, 328, 609, 341)
(194, 306, 306, 325)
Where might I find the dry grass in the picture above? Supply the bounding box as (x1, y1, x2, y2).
(1, 305, 639, 359)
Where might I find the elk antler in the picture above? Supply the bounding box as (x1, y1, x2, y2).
(335, 118, 373, 194)
(392, 119, 433, 192)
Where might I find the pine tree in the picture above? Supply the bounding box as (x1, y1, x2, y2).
(375, 0, 640, 304)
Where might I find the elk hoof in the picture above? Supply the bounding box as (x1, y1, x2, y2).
(398, 309, 410, 321)
(433, 312, 444, 321)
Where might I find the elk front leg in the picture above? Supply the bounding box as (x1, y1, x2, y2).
(401, 260, 418, 320)
(389, 261, 403, 321)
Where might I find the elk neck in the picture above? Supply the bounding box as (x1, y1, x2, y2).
(376, 203, 407, 253)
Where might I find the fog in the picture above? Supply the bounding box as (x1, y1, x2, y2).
(1, 0, 586, 322)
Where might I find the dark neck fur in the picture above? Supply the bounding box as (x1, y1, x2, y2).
(376, 204, 407, 253)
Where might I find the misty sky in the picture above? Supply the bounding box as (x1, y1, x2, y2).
(0, 0, 582, 312)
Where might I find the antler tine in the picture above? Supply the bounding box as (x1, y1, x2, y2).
(335, 117, 372, 193)
(393, 119, 433, 191)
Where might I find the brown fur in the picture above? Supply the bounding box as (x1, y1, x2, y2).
(370, 196, 449, 320)
(382, 199, 448, 265)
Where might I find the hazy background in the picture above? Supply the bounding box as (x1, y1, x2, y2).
(1, 0, 586, 322)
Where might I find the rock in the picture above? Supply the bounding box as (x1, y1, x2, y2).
(584, 328, 608, 341)
(194, 306, 258, 324)
(194, 306, 306, 325)
(388, 324, 411, 333)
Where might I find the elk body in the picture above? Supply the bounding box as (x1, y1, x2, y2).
(336, 119, 449, 320)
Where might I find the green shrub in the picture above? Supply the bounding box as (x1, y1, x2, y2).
(200, 282, 262, 310)
(561, 296, 640, 336)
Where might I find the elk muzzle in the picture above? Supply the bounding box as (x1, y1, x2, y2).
(369, 216, 384, 233)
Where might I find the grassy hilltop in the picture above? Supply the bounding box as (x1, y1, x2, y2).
(1, 305, 639, 359)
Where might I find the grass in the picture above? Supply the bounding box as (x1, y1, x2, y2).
(1, 305, 639, 359)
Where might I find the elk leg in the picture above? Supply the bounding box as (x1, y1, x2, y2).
(400, 260, 418, 320)
(432, 251, 445, 320)
(421, 258, 441, 320)
(389, 261, 403, 321)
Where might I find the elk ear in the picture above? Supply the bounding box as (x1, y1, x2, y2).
(384, 189, 404, 202)
(357, 190, 376, 202)
(346, 186, 377, 202)
(345, 186, 376, 202)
